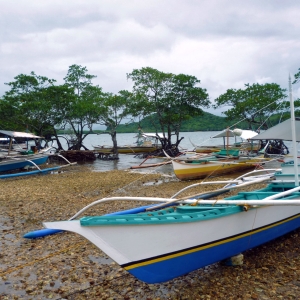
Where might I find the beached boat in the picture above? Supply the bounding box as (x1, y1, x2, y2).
(41, 158, 299, 284)
(0, 130, 76, 177)
(169, 154, 271, 180)
(169, 127, 281, 180)
(0, 130, 53, 172)
(93, 132, 162, 154)
(36, 111, 300, 284)
(28, 81, 300, 284)
(168, 134, 272, 180)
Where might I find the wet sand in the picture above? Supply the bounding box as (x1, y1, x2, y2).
(1, 165, 300, 299)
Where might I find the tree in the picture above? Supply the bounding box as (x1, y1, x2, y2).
(1, 72, 77, 150)
(2, 72, 59, 135)
(127, 67, 210, 155)
(292, 70, 300, 115)
(293, 68, 300, 85)
(0, 96, 20, 130)
(63, 65, 102, 150)
(213, 83, 287, 130)
(39, 84, 77, 150)
(95, 90, 132, 158)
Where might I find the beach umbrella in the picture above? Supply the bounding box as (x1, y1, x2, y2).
(211, 128, 235, 148)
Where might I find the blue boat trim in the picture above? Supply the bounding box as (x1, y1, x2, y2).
(0, 166, 60, 179)
(122, 212, 300, 271)
(23, 228, 63, 239)
(0, 155, 49, 173)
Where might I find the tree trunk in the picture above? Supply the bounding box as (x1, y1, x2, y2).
(111, 131, 119, 159)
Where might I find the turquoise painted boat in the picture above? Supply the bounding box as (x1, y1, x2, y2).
(31, 117, 300, 284)
(41, 168, 300, 283)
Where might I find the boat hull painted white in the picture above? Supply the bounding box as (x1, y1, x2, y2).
(44, 205, 300, 283)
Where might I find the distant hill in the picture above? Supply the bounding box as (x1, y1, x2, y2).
(112, 111, 249, 133)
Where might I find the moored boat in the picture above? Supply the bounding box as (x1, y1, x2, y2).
(0, 130, 76, 177)
(27, 81, 300, 284)
(0, 130, 52, 173)
(93, 132, 162, 154)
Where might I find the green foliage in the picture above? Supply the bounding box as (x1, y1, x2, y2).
(62, 65, 103, 149)
(293, 69, 300, 85)
(127, 67, 210, 150)
(94, 90, 132, 156)
(214, 83, 287, 129)
(2, 72, 62, 135)
(2, 65, 299, 151)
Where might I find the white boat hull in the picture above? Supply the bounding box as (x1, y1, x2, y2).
(44, 204, 300, 283)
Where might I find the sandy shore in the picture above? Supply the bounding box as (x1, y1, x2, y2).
(1, 164, 300, 299)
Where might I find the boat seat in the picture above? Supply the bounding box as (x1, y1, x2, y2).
(214, 149, 240, 157)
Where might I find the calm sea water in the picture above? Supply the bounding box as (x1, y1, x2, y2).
(58, 131, 219, 172)
(57, 131, 294, 172)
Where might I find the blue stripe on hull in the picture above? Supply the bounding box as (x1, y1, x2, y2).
(125, 215, 300, 283)
(0, 156, 48, 172)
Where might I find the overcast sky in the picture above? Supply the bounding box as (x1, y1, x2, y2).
(1, 0, 300, 115)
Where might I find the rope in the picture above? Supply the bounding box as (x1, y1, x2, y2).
(57, 273, 130, 300)
(229, 99, 279, 129)
(0, 241, 86, 277)
(247, 205, 259, 249)
(0, 163, 169, 278)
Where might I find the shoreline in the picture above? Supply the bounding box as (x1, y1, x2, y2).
(1, 165, 300, 299)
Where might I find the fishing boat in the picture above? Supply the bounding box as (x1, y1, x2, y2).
(0, 130, 53, 172)
(168, 130, 272, 180)
(0, 130, 76, 177)
(41, 156, 297, 284)
(191, 128, 261, 154)
(29, 81, 300, 284)
(169, 154, 272, 180)
(93, 132, 162, 154)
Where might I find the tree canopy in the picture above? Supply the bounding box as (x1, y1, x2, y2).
(213, 83, 287, 130)
(0, 64, 296, 156)
(1, 72, 71, 136)
(95, 90, 132, 157)
(127, 67, 210, 154)
(62, 65, 103, 150)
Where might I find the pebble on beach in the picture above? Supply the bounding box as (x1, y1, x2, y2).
(1, 165, 300, 299)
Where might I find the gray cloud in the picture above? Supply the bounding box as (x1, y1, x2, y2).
(1, 0, 300, 115)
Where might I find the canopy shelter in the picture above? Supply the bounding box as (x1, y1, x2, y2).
(211, 128, 258, 148)
(211, 129, 235, 139)
(0, 130, 41, 139)
(250, 119, 300, 142)
(0, 130, 42, 155)
(236, 129, 258, 140)
(211, 128, 235, 148)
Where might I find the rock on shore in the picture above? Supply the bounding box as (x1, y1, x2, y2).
(1, 165, 300, 299)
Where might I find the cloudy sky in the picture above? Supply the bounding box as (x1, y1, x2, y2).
(1, 0, 300, 115)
